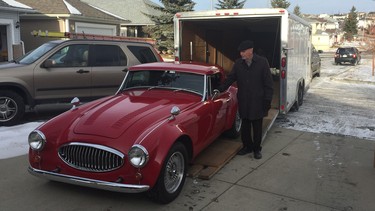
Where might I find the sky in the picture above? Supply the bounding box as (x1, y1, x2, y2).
(151, 0, 375, 14)
(1, 50, 375, 160)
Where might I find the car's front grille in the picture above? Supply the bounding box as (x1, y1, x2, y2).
(58, 143, 125, 172)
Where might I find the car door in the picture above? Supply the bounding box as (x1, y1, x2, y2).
(90, 44, 128, 98)
(208, 73, 229, 136)
(33, 44, 91, 101)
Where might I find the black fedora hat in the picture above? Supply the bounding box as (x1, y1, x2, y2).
(237, 40, 254, 51)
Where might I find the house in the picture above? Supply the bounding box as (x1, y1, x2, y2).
(305, 15, 341, 51)
(81, 0, 160, 38)
(16, 0, 128, 52)
(0, 0, 35, 61)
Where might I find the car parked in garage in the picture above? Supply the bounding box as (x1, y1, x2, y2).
(0, 39, 163, 126)
(334, 47, 361, 65)
(28, 61, 241, 204)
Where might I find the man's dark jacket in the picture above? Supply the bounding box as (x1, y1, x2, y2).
(219, 53, 274, 120)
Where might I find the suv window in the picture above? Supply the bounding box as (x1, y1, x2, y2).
(49, 44, 89, 67)
(92, 45, 127, 66)
(19, 42, 59, 64)
(337, 48, 355, 54)
(128, 46, 158, 63)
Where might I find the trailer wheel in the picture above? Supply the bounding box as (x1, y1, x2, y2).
(291, 85, 303, 112)
(297, 84, 304, 106)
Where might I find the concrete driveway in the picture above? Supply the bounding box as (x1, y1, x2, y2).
(1, 126, 374, 210)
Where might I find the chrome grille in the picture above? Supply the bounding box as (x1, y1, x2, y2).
(58, 142, 125, 172)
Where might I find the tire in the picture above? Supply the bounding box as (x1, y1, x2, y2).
(223, 110, 241, 138)
(0, 91, 25, 126)
(148, 142, 188, 204)
(297, 84, 304, 106)
(291, 85, 303, 112)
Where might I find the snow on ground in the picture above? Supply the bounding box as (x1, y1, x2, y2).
(275, 55, 375, 140)
(1, 55, 375, 159)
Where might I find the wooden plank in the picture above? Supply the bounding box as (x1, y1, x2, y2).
(188, 139, 242, 180)
(194, 139, 242, 167)
(187, 164, 204, 177)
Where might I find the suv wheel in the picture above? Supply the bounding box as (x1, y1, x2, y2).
(0, 91, 25, 126)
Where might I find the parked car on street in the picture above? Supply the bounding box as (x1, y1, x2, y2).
(334, 47, 361, 65)
(0, 39, 163, 126)
(311, 45, 321, 77)
(28, 61, 241, 204)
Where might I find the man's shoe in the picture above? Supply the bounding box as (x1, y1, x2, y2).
(254, 151, 262, 159)
(237, 147, 252, 155)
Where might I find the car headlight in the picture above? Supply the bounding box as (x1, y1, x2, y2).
(128, 144, 149, 168)
(28, 130, 46, 151)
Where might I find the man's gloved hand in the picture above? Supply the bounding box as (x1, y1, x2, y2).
(263, 100, 271, 116)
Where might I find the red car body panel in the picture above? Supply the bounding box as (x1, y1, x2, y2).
(28, 61, 238, 193)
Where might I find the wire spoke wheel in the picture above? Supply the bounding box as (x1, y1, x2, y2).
(164, 151, 185, 194)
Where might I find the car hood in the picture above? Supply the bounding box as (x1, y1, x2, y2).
(0, 62, 26, 69)
(72, 89, 200, 139)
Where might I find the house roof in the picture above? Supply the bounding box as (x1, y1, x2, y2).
(81, 0, 161, 25)
(0, 0, 35, 12)
(16, 0, 127, 23)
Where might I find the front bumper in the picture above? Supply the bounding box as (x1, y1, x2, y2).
(28, 167, 150, 193)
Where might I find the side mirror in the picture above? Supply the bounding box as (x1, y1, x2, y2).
(71, 97, 80, 110)
(43, 59, 56, 68)
(212, 89, 220, 99)
(169, 106, 180, 120)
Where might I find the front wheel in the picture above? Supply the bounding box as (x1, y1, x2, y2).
(0, 91, 25, 126)
(148, 142, 188, 204)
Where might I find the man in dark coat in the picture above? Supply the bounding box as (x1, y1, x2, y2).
(217, 40, 273, 159)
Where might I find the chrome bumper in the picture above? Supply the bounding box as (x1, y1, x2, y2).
(28, 167, 150, 193)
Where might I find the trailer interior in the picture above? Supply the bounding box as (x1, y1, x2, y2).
(178, 16, 283, 139)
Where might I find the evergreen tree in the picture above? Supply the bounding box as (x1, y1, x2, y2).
(293, 5, 301, 17)
(216, 0, 246, 9)
(343, 6, 358, 41)
(270, 0, 290, 9)
(145, 0, 195, 52)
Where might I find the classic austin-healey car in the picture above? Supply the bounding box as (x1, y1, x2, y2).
(28, 61, 241, 204)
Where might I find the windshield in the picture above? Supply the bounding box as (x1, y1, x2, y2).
(18, 42, 59, 64)
(122, 70, 205, 96)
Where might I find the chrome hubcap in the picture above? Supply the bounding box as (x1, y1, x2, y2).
(0, 97, 17, 122)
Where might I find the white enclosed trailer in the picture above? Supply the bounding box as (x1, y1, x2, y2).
(173, 8, 312, 139)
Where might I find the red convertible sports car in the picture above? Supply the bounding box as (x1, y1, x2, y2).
(28, 61, 241, 204)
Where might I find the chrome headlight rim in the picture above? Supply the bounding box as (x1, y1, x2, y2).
(28, 130, 46, 151)
(128, 144, 149, 168)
